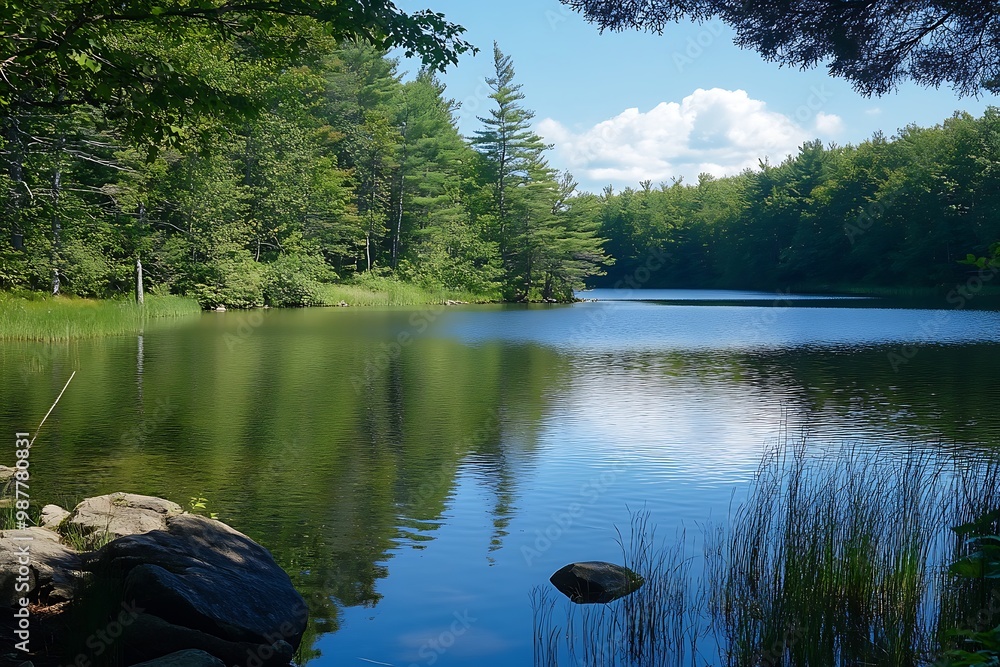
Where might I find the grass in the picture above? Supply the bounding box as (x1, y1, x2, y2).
(315, 275, 497, 307)
(0, 293, 202, 341)
(533, 440, 1000, 667)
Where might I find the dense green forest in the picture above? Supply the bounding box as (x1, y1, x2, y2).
(596, 109, 1000, 291)
(3, 3, 1000, 306)
(0, 34, 609, 307)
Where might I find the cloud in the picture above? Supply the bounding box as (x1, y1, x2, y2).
(865, 107, 883, 116)
(538, 88, 837, 190)
(815, 112, 845, 135)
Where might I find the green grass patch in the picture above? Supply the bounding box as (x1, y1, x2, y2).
(0, 293, 201, 341)
(315, 275, 497, 308)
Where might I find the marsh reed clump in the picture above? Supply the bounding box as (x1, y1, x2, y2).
(0, 293, 200, 340)
(533, 440, 1000, 667)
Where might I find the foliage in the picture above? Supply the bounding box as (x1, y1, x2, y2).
(940, 510, 1000, 666)
(560, 1, 1000, 96)
(595, 108, 1000, 292)
(0, 1, 474, 145)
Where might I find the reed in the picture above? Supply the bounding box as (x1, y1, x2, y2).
(0, 293, 201, 341)
(533, 441, 1000, 666)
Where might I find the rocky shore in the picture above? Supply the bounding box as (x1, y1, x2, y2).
(0, 471, 307, 667)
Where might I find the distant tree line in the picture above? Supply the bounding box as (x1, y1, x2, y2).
(595, 109, 1000, 291)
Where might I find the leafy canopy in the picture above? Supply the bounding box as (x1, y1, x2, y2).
(560, 0, 1000, 96)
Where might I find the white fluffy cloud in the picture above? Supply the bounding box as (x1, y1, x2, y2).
(538, 88, 841, 190)
(815, 111, 845, 135)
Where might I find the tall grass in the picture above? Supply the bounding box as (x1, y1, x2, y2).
(315, 275, 497, 307)
(0, 293, 201, 341)
(533, 441, 1000, 666)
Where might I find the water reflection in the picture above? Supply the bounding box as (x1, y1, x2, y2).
(0, 296, 999, 664)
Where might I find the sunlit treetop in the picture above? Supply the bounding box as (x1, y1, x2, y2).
(560, 0, 1000, 97)
(0, 1, 475, 144)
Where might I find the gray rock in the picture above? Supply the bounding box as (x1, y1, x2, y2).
(128, 648, 226, 667)
(39, 504, 70, 530)
(90, 513, 307, 650)
(550, 561, 644, 604)
(63, 493, 184, 546)
(0, 527, 83, 605)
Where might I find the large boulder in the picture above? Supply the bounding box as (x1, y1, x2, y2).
(63, 493, 184, 546)
(550, 561, 644, 604)
(87, 513, 308, 662)
(0, 527, 83, 605)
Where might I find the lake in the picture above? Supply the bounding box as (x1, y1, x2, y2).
(3, 289, 1000, 665)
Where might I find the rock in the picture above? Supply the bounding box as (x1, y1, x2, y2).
(0, 527, 83, 605)
(128, 648, 227, 667)
(40, 504, 70, 530)
(89, 513, 308, 653)
(123, 614, 293, 666)
(63, 493, 184, 546)
(214, 305, 226, 312)
(0, 466, 14, 497)
(549, 561, 644, 604)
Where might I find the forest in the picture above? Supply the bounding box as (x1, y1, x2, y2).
(1, 32, 609, 307)
(596, 110, 1000, 291)
(2, 4, 1000, 306)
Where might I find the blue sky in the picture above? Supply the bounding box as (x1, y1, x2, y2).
(397, 0, 997, 194)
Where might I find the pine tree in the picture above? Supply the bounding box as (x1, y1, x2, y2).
(472, 44, 609, 300)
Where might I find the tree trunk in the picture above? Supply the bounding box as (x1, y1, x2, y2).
(50, 164, 62, 296)
(136, 258, 145, 305)
(136, 202, 147, 304)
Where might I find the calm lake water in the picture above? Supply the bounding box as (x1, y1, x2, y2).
(3, 289, 1000, 665)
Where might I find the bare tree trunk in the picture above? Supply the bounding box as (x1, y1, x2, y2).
(50, 162, 62, 296)
(136, 258, 145, 305)
(136, 202, 146, 304)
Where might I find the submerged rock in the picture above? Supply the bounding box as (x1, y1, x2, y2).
(550, 561, 644, 604)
